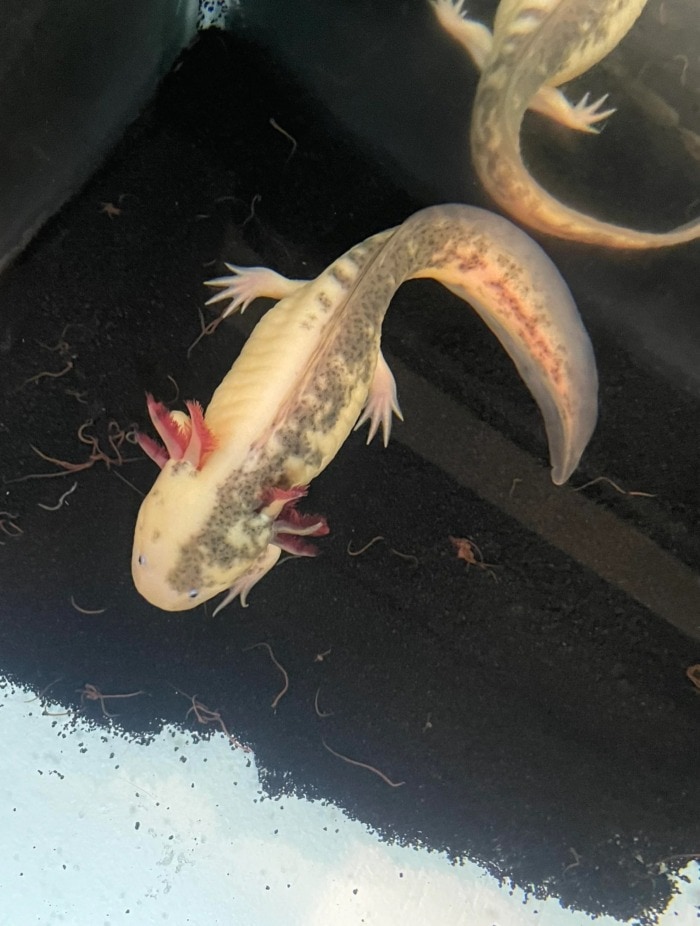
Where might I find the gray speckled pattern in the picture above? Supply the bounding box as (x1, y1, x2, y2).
(133, 203, 596, 608)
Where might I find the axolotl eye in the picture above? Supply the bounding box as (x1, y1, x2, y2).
(188, 588, 199, 599)
(138, 554, 147, 567)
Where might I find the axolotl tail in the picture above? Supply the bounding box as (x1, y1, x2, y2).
(371, 204, 598, 484)
(471, 0, 700, 248)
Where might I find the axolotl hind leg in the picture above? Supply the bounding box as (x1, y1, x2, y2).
(431, 0, 616, 133)
(353, 350, 403, 447)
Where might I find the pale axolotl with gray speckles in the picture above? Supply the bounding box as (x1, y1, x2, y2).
(432, 0, 700, 248)
(131, 204, 597, 613)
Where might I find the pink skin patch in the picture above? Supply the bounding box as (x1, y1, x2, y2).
(261, 487, 329, 557)
(273, 506, 329, 556)
(182, 400, 216, 467)
(136, 431, 169, 469)
(146, 393, 190, 459)
(135, 393, 217, 470)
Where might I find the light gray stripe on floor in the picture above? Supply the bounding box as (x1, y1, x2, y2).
(388, 355, 700, 640)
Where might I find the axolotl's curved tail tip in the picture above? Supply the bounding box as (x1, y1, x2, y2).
(424, 205, 599, 487)
(513, 301, 599, 488)
(548, 387, 598, 486)
(526, 322, 599, 487)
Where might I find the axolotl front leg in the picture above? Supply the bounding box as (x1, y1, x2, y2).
(204, 264, 403, 446)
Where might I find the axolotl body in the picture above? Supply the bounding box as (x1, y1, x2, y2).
(132, 204, 597, 613)
(432, 0, 700, 248)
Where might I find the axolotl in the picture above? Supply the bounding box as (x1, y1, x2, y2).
(432, 0, 700, 248)
(131, 204, 597, 613)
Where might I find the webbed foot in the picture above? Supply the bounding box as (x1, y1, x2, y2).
(354, 350, 403, 447)
(204, 264, 302, 318)
(212, 544, 283, 613)
(531, 87, 616, 134)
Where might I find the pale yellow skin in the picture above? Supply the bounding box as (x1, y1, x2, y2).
(432, 0, 700, 248)
(132, 204, 598, 612)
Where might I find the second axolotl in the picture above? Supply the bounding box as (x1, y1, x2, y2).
(132, 204, 597, 613)
(432, 0, 700, 248)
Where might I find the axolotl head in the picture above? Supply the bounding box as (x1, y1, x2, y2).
(131, 395, 328, 612)
(131, 394, 267, 611)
